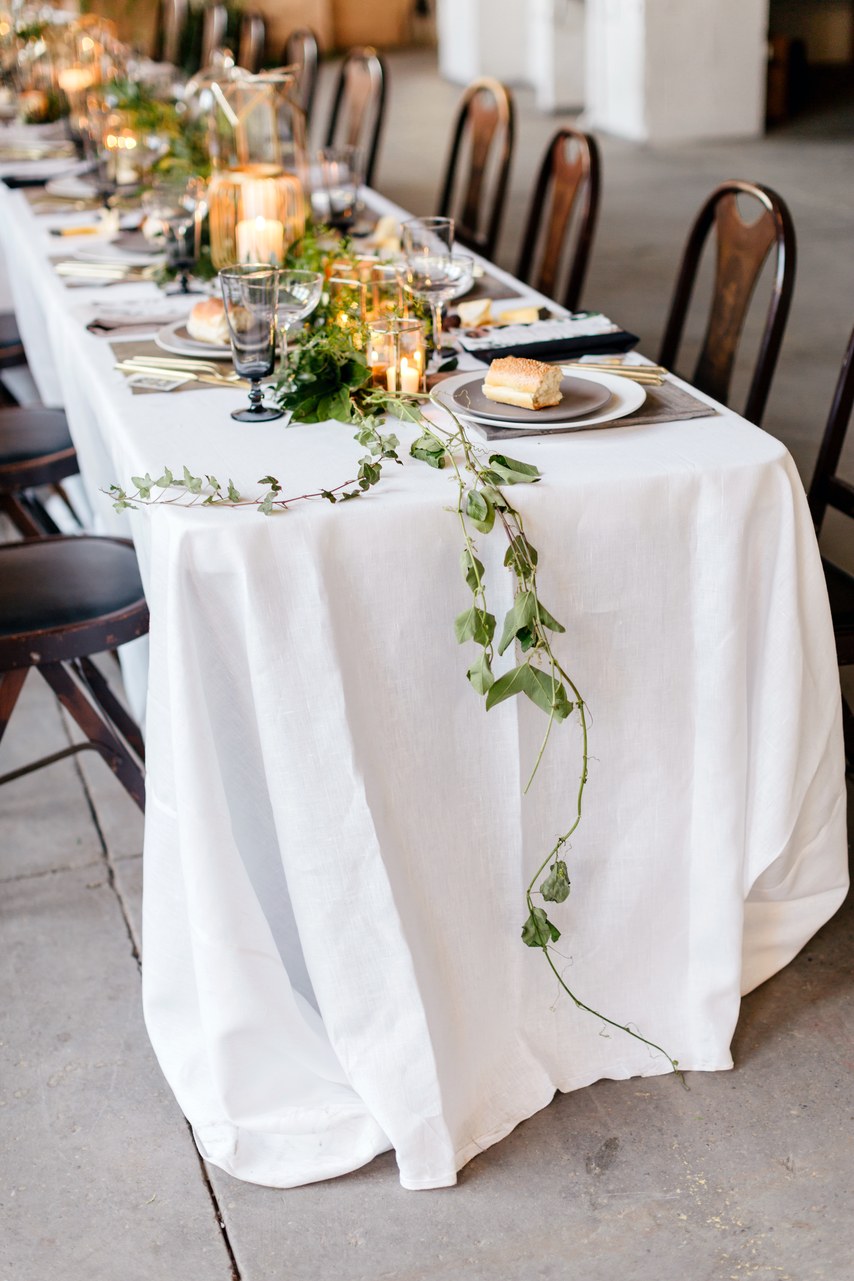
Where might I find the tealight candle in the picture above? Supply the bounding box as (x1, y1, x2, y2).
(235, 216, 286, 265)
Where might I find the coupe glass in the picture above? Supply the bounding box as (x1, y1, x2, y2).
(401, 216, 454, 259)
(400, 253, 473, 367)
(219, 265, 284, 423)
(142, 177, 208, 294)
(275, 267, 323, 386)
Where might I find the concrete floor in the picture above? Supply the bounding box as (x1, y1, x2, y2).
(2, 48, 853, 1281)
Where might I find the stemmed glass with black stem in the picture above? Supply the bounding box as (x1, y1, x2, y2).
(141, 177, 208, 294)
(220, 265, 284, 423)
(275, 268, 324, 389)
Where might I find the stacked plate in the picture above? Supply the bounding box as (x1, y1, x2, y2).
(436, 369, 647, 433)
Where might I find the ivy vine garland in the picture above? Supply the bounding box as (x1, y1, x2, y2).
(110, 292, 680, 1082)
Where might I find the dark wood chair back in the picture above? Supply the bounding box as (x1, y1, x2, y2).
(157, 0, 188, 65)
(807, 325, 854, 766)
(436, 77, 514, 262)
(516, 128, 600, 312)
(237, 11, 266, 72)
(283, 28, 320, 122)
(200, 3, 228, 69)
(808, 324, 854, 540)
(325, 47, 387, 187)
(658, 181, 796, 427)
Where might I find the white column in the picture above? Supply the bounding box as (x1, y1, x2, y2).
(436, 0, 531, 85)
(586, 0, 770, 143)
(528, 0, 585, 112)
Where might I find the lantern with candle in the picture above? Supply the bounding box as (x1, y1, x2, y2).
(328, 260, 405, 333)
(367, 317, 426, 396)
(205, 67, 308, 270)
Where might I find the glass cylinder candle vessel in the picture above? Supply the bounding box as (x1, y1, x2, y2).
(208, 164, 305, 268)
(367, 317, 426, 395)
(328, 260, 404, 331)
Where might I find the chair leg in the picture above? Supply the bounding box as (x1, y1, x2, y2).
(843, 692, 854, 777)
(39, 661, 145, 810)
(76, 656, 145, 762)
(0, 669, 28, 746)
(0, 493, 54, 538)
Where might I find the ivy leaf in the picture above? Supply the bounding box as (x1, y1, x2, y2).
(521, 906, 561, 948)
(258, 490, 277, 515)
(488, 454, 541, 484)
(465, 488, 494, 533)
(466, 650, 494, 695)
(497, 591, 537, 655)
(155, 467, 173, 489)
(503, 534, 539, 576)
(484, 663, 534, 711)
(410, 433, 446, 468)
(181, 465, 203, 494)
(386, 398, 424, 425)
(205, 474, 221, 493)
(227, 479, 241, 502)
(320, 489, 338, 504)
(460, 547, 485, 593)
(454, 606, 496, 646)
(257, 474, 282, 492)
(317, 386, 353, 423)
(131, 473, 154, 499)
(540, 860, 571, 904)
(524, 667, 572, 720)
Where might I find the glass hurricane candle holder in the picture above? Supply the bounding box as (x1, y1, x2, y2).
(208, 164, 305, 269)
(367, 317, 426, 396)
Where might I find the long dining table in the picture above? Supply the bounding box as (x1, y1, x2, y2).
(0, 158, 849, 1191)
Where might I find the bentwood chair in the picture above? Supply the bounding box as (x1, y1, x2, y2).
(283, 28, 319, 123)
(157, 0, 188, 65)
(0, 406, 79, 537)
(324, 47, 387, 188)
(0, 313, 27, 406)
(237, 11, 266, 73)
(436, 78, 515, 262)
(200, 3, 228, 70)
(807, 324, 854, 770)
(658, 181, 796, 427)
(0, 536, 148, 810)
(516, 128, 601, 313)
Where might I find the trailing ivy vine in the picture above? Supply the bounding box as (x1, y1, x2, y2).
(110, 365, 680, 1081)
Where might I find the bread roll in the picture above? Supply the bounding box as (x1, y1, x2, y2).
(482, 356, 563, 410)
(187, 297, 230, 346)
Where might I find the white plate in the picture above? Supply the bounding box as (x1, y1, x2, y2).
(436, 368, 647, 432)
(44, 175, 98, 200)
(155, 319, 231, 358)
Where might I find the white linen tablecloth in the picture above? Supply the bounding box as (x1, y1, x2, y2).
(0, 180, 848, 1190)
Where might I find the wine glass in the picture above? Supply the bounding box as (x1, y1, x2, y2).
(316, 145, 365, 231)
(275, 267, 323, 386)
(401, 216, 454, 259)
(141, 177, 208, 294)
(219, 265, 284, 423)
(400, 254, 473, 368)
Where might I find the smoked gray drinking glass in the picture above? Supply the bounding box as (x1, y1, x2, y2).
(219, 265, 283, 422)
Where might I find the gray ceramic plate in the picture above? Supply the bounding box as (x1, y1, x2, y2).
(450, 371, 611, 424)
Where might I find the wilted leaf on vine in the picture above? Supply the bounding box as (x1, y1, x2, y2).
(467, 650, 494, 695)
(465, 488, 494, 533)
(410, 433, 446, 468)
(454, 606, 496, 646)
(488, 454, 541, 481)
(387, 398, 425, 424)
(540, 860, 571, 903)
(524, 667, 572, 720)
(460, 548, 485, 593)
(521, 906, 561, 947)
(503, 534, 539, 576)
(497, 591, 537, 655)
(484, 663, 534, 710)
